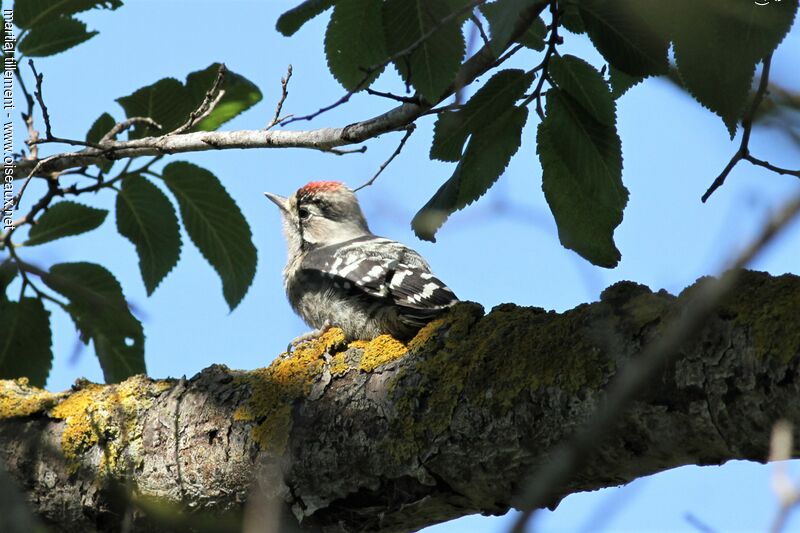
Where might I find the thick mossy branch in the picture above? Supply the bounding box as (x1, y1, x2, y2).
(1, 270, 799, 532)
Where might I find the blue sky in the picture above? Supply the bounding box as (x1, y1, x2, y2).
(7, 1, 800, 531)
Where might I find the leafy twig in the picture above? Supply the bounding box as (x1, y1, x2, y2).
(353, 125, 416, 192)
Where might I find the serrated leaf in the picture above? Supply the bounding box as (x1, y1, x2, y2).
(277, 0, 336, 36)
(0, 298, 52, 387)
(538, 89, 627, 268)
(15, 0, 122, 29)
(430, 69, 533, 162)
(672, 0, 798, 137)
(86, 112, 116, 172)
(383, 0, 466, 102)
(560, 1, 585, 34)
(185, 63, 263, 131)
(116, 78, 192, 138)
(161, 162, 256, 310)
(116, 175, 182, 296)
(579, 0, 670, 77)
(549, 55, 614, 125)
(41, 262, 145, 383)
(480, 0, 546, 55)
(414, 106, 528, 241)
(609, 65, 643, 99)
(18, 16, 97, 57)
(325, 0, 388, 91)
(25, 201, 108, 246)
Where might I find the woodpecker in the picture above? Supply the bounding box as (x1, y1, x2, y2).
(265, 181, 458, 343)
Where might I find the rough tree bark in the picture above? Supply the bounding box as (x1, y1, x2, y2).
(1, 270, 799, 532)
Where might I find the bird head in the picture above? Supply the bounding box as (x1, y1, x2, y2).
(265, 181, 371, 253)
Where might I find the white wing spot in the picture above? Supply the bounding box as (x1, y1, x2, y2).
(330, 257, 343, 275)
(338, 258, 365, 277)
(421, 282, 439, 299)
(420, 273, 434, 279)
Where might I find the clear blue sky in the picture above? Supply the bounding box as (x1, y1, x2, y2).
(8, 1, 800, 531)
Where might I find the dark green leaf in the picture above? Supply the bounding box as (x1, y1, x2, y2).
(480, 0, 546, 55)
(0, 259, 17, 302)
(86, 112, 116, 172)
(538, 89, 627, 268)
(383, 0, 466, 102)
(549, 54, 614, 125)
(42, 262, 145, 383)
(116, 78, 191, 138)
(430, 69, 533, 161)
(116, 175, 182, 296)
(609, 65, 644, 99)
(672, 0, 798, 137)
(277, 0, 336, 36)
(325, 0, 388, 91)
(25, 201, 108, 246)
(560, 0, 585, 34)
(15, 0, 122, 29)
(0, 298, 52, 387)
(161, 162, 256, 310)
(579, 0, 670, 77)
(18, 16, 97, 57)
(414, 106, 528, 241)
(185, 63, 263, 131)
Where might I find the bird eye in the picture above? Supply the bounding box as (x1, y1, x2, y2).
(298, 207, 311, 220)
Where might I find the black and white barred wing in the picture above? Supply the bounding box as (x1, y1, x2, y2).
(303, 236, 457, 319)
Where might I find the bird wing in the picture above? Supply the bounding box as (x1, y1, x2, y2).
(301, 236, 458, 316)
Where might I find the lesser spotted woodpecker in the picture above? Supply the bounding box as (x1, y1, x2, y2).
(265, 181, 458, 342)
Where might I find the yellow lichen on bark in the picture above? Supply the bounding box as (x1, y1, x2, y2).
(0, 378, 65, 418)
(234, 327, 347, 454)
(356, 335, 408, 372)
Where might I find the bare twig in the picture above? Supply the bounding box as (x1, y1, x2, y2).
(266, 65, 293, 130)
(470, 13, 491, 49)
(353, 125, 416, 192)
(100, 117, 163, 143)
(770, 420, 800, 533)
(702, 54, 776, 202)
(509, 193, 800, 533)
(322, 146, 368, 156)
(365, 88, 420, 104)
(526, 1, 560, 119)
(28, 60, 52, 140)
(170, 63, 227, 135)
(744, 154, 800, 178)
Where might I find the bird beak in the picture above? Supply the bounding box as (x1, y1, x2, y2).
(264, 192, 289, 213)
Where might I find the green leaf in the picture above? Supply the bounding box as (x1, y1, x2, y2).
(0, 259, 17, 302)
(116, 78, 191, 138)
(0, 298, 52, 387)
(414, 106, 528, 241)
(609, 65, 644, 99)
(579, 0, 670, 77)
(41, 262, 145, 383)
(383, 0, 466, 102)
(25, 201, 108, 246)
(116, 175, 182, 296)
(480, 0, 546, 55)
(325, 0, 388, 91)
(277, 0, 336, 36)
(185, 63, 263, 131)
(117, 65, 263, 138)
(18, 16, 97, 57)
(560, 0, 586, 34)
(161, 162, 256, 310)
(538, 89, 627, 268)
(15, 0, 122, 29)
(430, 69, 533, 162)
(86, 112, 116, 172)
(549, 54, 614, 125)
(672, 0, 798, 137)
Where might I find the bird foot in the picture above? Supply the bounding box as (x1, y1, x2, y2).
(286, 320, 332, 353)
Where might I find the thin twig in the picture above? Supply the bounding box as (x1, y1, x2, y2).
(744, 154, 800, 178)
(353, 125, 416, 192)
(321, 146, 367, 156)
(28, 60, 52, 140)
(701, 54, 774, 202)
(365, 88, 420, 104)
(508, 193, 800, 533)
(170, 63, 227, 135)
(266, 65, 293, 130)
(528, 1, 561, 119)
(470, 13, 491, 49)
(100, 117, 163, 143)
(282, 0, 489, 126)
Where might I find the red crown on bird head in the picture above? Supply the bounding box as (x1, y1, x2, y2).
(297, 181, 345, 196)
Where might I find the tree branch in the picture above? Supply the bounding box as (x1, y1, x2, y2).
(2, 270, 800, 532)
